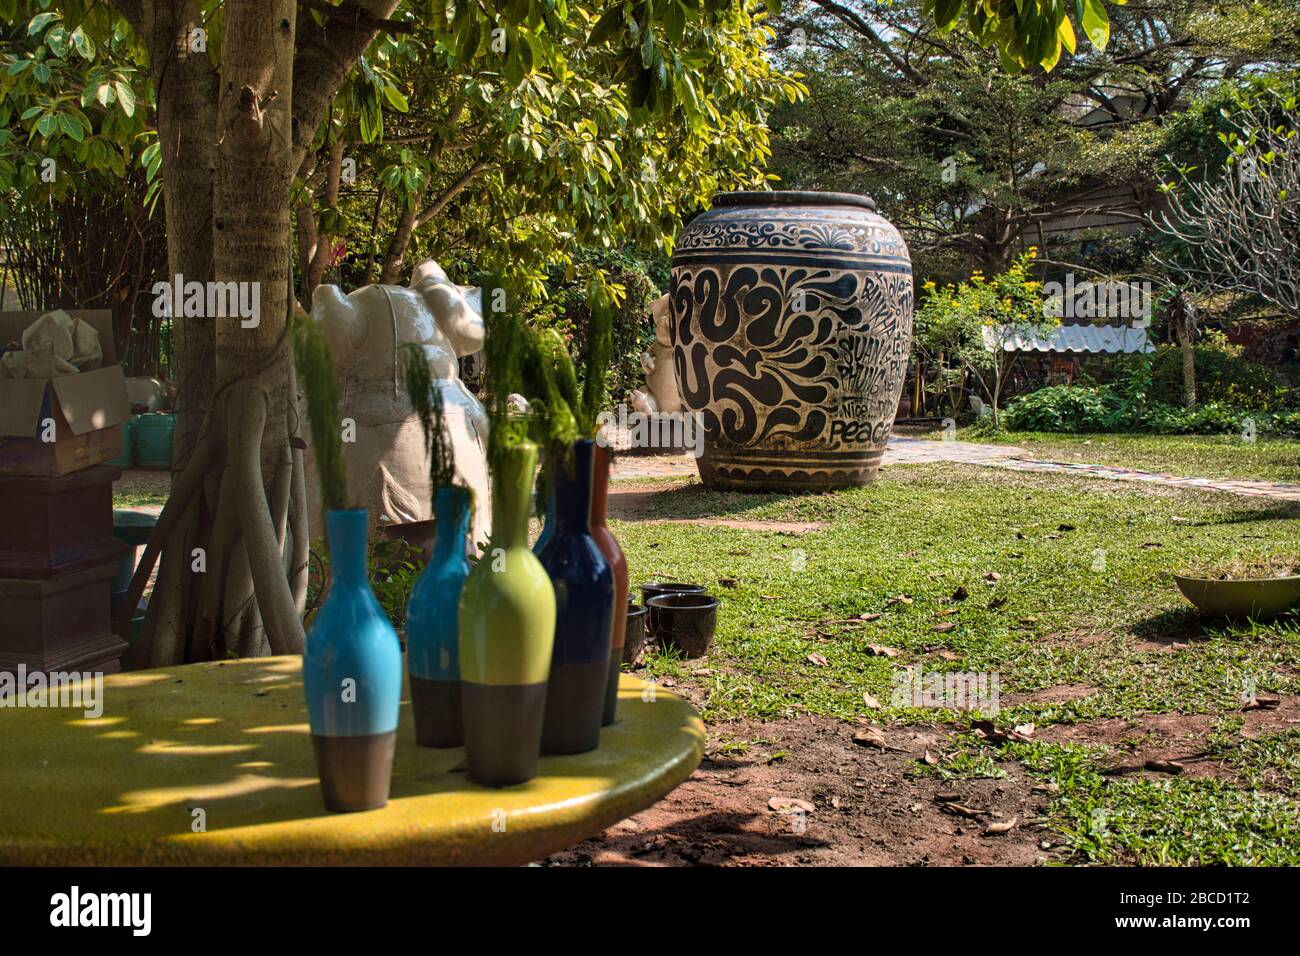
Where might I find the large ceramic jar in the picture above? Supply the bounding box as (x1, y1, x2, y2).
(670, 191, 913, 491)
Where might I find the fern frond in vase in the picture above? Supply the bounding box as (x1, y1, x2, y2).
(292, 314, 349, 513)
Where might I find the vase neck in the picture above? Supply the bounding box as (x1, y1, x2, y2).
(432, 486, 471, 561)
(491, 442, 538, 550)
(590, 440, 612, 530)
(554, 439, 596, 534)
(326, 509, 369, 585)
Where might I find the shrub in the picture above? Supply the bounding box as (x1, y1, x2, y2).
(1003, 385, 1119, 432)
(1004, 385, 1300, 437)
(1147, 344, 1279, 409)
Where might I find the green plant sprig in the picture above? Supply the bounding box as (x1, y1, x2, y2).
(482, 276, 531, 472)
(579, 291, 614, 439)
(292, 315, 349, 513)
(399, 342, 461, 497)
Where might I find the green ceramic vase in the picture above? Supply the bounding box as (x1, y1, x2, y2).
(458, 441, 557, 786)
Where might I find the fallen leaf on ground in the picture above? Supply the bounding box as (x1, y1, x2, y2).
(885, 594, 914, 606)
(862, 693, 882, 709)
(984, 571, 1002, 583)
(806, 653, 828, 667)
(984, 817, 1019, 835)
(852, 728, 888, 749)
(865, 644, 901, 658)
(937, 650, 962, 661)
(1013, 722, 1035, 737)
(717, 577, 738, 588)
(922, 750, 940, 766)
(859, 612, 882, 621)
(932, 622, 957, 633)
(940, 802, 986, 819)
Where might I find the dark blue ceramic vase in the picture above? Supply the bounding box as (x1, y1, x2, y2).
(537, 439, 615, 754)
(303, 508, 402, 812)
(406, 485, 472, 747)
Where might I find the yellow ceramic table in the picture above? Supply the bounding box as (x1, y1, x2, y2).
(0, 657, 704, 865)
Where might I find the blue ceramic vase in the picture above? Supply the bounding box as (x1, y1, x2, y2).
(406, 485, 472, 748)
(537, 439, 615, 754)
(303, 508, 402, 812)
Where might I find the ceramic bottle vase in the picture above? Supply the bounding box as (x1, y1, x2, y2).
(406, 485, 472, 748)
(458, 442, 557, 786)
(590, 442, 628, 726)
(537, 439, 615, 754)
(303, 508, 402, 812)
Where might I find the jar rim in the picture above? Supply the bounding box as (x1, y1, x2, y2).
(710, 190, 876, 212)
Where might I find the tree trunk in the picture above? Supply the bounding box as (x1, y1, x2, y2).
(1173, 291, 1197, 409)
(115, 0, 396, 665)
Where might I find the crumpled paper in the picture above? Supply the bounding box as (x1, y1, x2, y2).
(0, 310, 103, 379)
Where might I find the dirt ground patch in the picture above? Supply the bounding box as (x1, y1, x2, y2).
(1035, 696, 1300, 785)
(541, 716, 1055, 867)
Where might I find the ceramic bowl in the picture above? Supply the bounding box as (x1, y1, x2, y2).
(646, 592, 719, 658)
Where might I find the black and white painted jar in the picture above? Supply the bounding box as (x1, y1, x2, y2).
(670, 191, 913, 491)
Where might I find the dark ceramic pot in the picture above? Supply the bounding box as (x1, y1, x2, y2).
(537, 439, 615, 755)
(646, 592, 719, 659)
(622, 603, 648, 665)
(639, 581, 707, 606)
(670, 190, 914, 491)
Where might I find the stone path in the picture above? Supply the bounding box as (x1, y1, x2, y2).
(611, 436, 1300, 503)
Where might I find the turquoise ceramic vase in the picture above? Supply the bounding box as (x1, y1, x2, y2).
(303, 508, 402, 812)
(459, 442, 557, 786)
(406, 485, 472, 747)
(537, 439, 615, 755)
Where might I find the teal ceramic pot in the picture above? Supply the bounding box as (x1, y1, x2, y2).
(458, 442, 557, 786)
(134, 412, 175, 470)
(537, 439, 615, 755)
(406, 486, 472, 747)
(303, 508, 402, 811)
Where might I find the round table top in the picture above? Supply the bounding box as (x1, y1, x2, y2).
(0, 657, 704, 865)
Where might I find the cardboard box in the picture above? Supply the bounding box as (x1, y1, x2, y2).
(0, 310, 130, 476)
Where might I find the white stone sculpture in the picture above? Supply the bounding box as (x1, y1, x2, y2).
(305, 260, 491, 547)
(628, 293, 682, 415)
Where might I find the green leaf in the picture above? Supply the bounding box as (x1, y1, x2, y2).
(382, 84, 409, 112)
(1081, 0, 1109, 49)
(665, 1, 685, 44)
(589, 7, 624, 45)
(114, 81, 135, 117)
(27, 11, 57, 36)
(934, 0, 963, 30)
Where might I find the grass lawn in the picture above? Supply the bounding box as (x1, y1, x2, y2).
(616, 463, 1300, 865)
(953, 430, 1300, 482)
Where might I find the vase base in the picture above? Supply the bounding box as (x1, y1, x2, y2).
(410, 675, 464, 748)
(312, 731, 396, 812)
(601, 650, 621, 727)
(542, 658, 609, 755)
(697, 447, 885, 492)
(462, 680, 548, 787)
